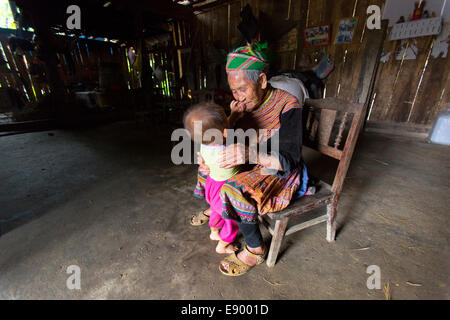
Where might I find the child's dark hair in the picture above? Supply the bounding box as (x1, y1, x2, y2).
(183, 102, 228, 144)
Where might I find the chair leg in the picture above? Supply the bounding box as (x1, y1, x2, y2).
(326, 203, 337, 242)
(266, 217, 289, 267)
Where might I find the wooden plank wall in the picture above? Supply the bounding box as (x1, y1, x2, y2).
(2, 1, 448, 126)
(300, 0, 385, 107)
(195, 0, 307, 70)
(0, 33, 129, 104)
(0, 34, 42, 103)
(194, 0, 386, 109)
(55, 38, 128, 89)
(368, 23, 450, 125)
(194, 0, 449, 126)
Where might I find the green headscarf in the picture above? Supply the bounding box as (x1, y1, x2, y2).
(225, 41, 269, 71)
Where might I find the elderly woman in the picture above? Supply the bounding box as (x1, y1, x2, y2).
(192, 43, 307, 276)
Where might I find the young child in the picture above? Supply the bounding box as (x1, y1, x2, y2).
(183, 102, 240, 254)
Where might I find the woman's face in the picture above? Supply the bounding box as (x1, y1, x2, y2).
(227, 70, 267, 112)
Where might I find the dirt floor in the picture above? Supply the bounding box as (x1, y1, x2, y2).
(0, 120, 448, 299)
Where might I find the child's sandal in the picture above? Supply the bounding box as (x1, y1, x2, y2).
(190, 210, 210, 226)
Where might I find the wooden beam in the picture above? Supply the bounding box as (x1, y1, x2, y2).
(364, 121, 431, 139)
(305, 97, 362, 114)
(0, 119, 56, 132)
(303, 141, 342, 160)
(125, 0, 195, 21)
(285, 214, 328, 236)
(192, 0, 231, 12)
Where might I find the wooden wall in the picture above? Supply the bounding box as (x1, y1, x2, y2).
(194, 0, 449, 126)
(0, 31, 130, 104)
(2, 1, 448, 126)
(194, 0, 308, 81)
(299, 0, 386, 108)
(0, 33, 43, 103)
(368, 23, 450, 125)
(194, 0, 386, 116)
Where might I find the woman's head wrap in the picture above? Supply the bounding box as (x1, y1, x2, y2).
(226, 41, 269, 72)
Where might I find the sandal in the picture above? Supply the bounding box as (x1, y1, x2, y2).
(190, 210, 210, 226)
(219, 245, 266, 276)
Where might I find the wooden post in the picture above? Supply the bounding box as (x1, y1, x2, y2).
(361, 20, 389, 130)
(266, 217, 289, 267)
(326, 199, 337, 242)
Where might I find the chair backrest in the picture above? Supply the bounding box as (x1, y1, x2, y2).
(302, 98, 366, 196)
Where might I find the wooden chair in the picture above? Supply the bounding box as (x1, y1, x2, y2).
(259, 97, 366, 267)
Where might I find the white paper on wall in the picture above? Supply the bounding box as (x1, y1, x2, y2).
(431, 22, 450, 58)
(383, 0, 450, 26)
(389, 17, 442, 40)
(396, 39, 419, 60)
(380, 51, 392, 62)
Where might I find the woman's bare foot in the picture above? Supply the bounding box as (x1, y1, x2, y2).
(191, 208, 211, 225)
(219, 246, 264, 272)
(216, 242, 239, 254)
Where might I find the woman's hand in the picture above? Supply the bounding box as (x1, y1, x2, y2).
(230, 100, 245, 114)
(197, 152, 210, 175)
(218, 143, 248, 168)
(228, 100, 245, 128)
(258, 153, 283, 174)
